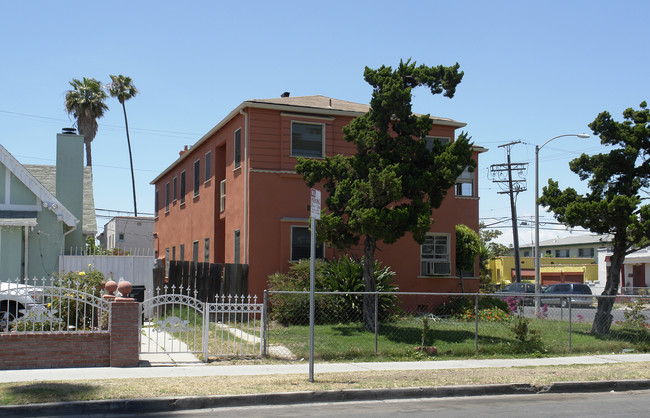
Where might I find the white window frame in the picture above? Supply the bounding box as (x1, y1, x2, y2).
(455, 166, 474, 197)
(291, 121, 325, 158)
(420, 233, 451, 276)
(424, 136, 450, 150)
(290, 225, 324, 261)
(220, 179, 226, 212)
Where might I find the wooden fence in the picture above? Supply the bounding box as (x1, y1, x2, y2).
(152, 260, 248, 302)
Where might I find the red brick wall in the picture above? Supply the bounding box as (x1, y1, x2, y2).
(0, 333, 110, 370)
(0, 298, 141, 370)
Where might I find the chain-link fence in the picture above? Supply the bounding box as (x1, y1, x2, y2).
(263, 291, 650, 361)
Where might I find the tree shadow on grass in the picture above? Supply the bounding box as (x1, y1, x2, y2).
(6, 382, 99, 404)
(379, 323, 514, 347)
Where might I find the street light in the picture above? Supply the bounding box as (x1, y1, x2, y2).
(534, 133, 590, 311)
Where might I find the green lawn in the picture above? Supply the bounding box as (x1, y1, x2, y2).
(267, 315, 650, 361)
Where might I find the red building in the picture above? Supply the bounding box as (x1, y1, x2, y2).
(151, 95, 486, 298)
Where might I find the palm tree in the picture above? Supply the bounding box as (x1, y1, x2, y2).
(107, 75, 139, 216)
(64, 77, 109, 167)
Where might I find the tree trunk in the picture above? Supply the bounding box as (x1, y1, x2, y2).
(362, 235, 377, 332)
(591, 238, 625, 334)
(122, 102, 138, 217)
(85, 139, 92, 167)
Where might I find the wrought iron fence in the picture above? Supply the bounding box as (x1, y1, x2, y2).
(263, 291, 650, 361)
(0, 278, 110, 332)
(140, 285, 264, 360)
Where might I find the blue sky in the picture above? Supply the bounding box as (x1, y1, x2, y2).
(1, 0, 648, 245)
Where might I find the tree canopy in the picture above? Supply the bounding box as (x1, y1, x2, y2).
(64, 77, 108, 166)
(539, 101, 650, 334)
(296, 59, 474, 330)
(455, 224, 480, 292)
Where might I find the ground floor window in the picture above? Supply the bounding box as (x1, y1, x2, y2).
(291, 226, 324, 261)
(420, 233, 450, 276)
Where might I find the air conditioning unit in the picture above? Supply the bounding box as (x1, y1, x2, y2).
(421, 261, 451, 276)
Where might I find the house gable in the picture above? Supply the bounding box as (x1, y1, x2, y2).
(0, 145, 77, 227)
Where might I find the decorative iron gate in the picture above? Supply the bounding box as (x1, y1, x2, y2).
(139, 285, 264, 361)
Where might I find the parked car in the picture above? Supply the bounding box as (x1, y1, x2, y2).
(494, 283, 543, 305)
(540, 283, 594, 307)
(0, 282, 43, 330)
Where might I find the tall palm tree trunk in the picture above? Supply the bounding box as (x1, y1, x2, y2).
(121, 102, 138, 217)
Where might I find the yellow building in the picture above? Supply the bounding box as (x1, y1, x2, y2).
(488, 256, 598, 286)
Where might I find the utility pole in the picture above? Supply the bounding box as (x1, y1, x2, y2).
(488, 141, 528, 283)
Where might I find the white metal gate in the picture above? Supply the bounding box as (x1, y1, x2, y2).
(139, 286, 264, 361)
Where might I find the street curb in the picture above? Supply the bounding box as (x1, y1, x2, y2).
(2, 380, 650, 416)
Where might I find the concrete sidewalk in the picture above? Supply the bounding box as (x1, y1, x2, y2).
(1, 353, 649, 383)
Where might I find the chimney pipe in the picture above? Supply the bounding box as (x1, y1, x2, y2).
(179, 145, 189, 157)
(62, 127, 77, 135)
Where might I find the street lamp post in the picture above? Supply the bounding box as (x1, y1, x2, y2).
(534, 133, 590, 312)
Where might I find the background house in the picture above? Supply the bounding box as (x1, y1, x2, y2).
(151, 94, 486, 305)
(98, 216, 154, 255)
(488, 256, 598, 288)
(0, 131, 92, 281)
(518, 234, 612, 262)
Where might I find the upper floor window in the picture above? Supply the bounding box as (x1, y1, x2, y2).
(180, 171, 186, 204)
(154, 190, 159, 215)
(578, 247, 595, 258)
(234, 129, 242, 169)
(555, 249, 570, 258)
(424, 136, 450, 150)
(193, 160, 200, 197)
(220, 180, 226, 212)
(455, 166, 474, 197)
(165, 182, 170, 212)
(420, 233, 450, 276)
(291, 122, 324, 158)
(205, 151, 212, 182)
(173, 176, 177, 201)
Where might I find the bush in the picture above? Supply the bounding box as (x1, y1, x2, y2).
(268, 256, 400, 325)
(434, 296, 508, 318)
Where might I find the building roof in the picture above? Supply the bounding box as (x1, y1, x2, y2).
(151, 95, 468, 184)
(24, 165, 97, 235)
(520, 234, 612, 249)
(0, 145, 77, 227)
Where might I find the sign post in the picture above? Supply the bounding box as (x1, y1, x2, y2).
(309, 189, 321, 382)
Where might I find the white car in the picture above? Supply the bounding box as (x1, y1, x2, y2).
(0, 282, 43, 329)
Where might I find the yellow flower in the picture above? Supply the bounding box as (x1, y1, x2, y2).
(78, 271, 86, 276)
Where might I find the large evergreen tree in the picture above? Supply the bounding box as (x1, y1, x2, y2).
(296, 59, 474, 330)
(64, 77, 108, 167)
(539, 101, 650, 334)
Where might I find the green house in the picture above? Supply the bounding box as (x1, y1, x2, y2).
(0, 132, 96, 281)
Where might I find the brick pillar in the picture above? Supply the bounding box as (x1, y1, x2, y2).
(108, 281, 140, 367)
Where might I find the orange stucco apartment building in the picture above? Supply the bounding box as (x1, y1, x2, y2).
(151, 95, 486, 301)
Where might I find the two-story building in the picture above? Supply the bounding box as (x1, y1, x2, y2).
(151, 95, 485, 299)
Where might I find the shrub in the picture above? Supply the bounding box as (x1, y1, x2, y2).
(508, 316, 545, 354)
(268, 256, 400, 325)
(434, 296, 508, 318)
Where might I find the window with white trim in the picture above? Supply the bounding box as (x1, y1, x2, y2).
(180, 171, 186, 204)
(424, 136, 450, 150)
(290, 226, 324, 261)
(291, 122, 324, 158)
(172, 176, 177, 201)
(165, 182, 170, 212)
(455, 166, 474, 197)
(420, 233, 450, 276)
(220, 180, 226, 212)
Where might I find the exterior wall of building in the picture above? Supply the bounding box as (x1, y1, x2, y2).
(154, 103, 481, 299)
(104, 217, 154, 253)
